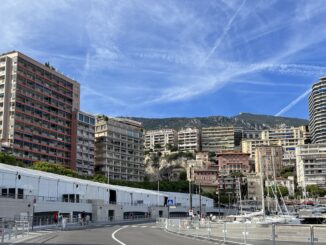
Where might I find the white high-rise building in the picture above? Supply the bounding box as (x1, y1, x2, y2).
(309, 77, 326, 144)
(177, 128, 200, 151)
(144, 129, 177, 151)
(296, 144, 326, 189)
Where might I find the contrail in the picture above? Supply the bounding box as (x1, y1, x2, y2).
(275, 88, 311, 116)
(201, 0, 247, 66)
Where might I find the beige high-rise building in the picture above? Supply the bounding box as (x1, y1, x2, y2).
(144, 129, 177, 151)
(201, 126, 242, 152)
(76, 111, 95, 176)
(177, 128, 200, 151)
(242, 139, 270, 159)
(261, 126, 310, 166)
(95, 116, 145, 182)
(255, 145, 283, 178)
(0, 51, 80, 168)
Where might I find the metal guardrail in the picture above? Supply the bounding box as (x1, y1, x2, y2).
(157, 218, 326, 245)
(0, 219, 30, 243)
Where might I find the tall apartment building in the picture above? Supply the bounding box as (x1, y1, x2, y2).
(296, 144, 326, 189)
(241, 139, 270, 159)
(95, 116, 145, 182)
(309, 77, 326, 144)
(255, 145, 283, 178)
(201, 126, 242, 152)
(177, 128, 200, 151)
(0, 51, 80, 168)
(76, 111, 95, 176)
(144, 129, 177, 151)
(261, 126, 309, 166)
(242, 129, 261, 139)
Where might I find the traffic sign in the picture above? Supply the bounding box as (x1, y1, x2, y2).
(167, 199, 174, 206)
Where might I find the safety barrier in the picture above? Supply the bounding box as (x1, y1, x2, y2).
(157, 218, 326, 245)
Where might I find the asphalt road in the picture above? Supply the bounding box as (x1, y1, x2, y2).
(9, 223, 214, 245)
(7, 223, 326, 245)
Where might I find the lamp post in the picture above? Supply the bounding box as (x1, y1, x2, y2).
(199, 183, 202, 217)
(107, 165, 110, 184)
(189, 165, 193, 213)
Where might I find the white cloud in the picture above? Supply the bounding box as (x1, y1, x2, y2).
(275, 88, 312, 116)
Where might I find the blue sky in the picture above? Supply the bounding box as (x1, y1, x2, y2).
(1, 0, 326, 119)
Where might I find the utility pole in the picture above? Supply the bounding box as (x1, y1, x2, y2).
(199, 183, 202, 217)
(189, 166, 193, 213)
(157, 175, 160, 206)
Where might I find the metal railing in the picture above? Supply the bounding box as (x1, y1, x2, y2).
(157, 218, 326, 245)
(0, 219, 30, 243)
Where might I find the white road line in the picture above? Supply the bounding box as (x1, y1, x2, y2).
(111, 226, 128, 245)
(131, 225, 137, 228)
(141, 225, 147, 228)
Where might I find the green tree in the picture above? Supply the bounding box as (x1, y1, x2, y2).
(154, 144, 162, 150)
(265, 185, 289, 198)
(306, 185, 326, 198)
(30, 161, 78, 177)
(280, 166, 294, 178)
(0, 152, 24, 166)
(179, 171, 187, 181)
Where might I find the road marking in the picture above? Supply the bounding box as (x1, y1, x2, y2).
(141, 225, 147, 228)
(131, 225, 137, 228)
(112, 226, 128, 245)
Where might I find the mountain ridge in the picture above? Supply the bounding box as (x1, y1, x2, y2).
(124, 113, 309, 130)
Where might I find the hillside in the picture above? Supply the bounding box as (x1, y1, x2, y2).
(126, 113, 308, 130)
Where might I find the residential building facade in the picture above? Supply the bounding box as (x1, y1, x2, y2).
(255, 145, 283, 178)
(76, 111, 95, 176)
(241, 139, 270, 160)
(95, 116, 145, 182)
(261, 126, 310, 166)
(309, 77, 326, 144)
(0, 51, 80, 168)
(296, 144, 326, 189)
(242, 129, 261, 139)
(144, 129, 177, 151)
(177, 128, 200, 151)
(217, 151, 250, 175)
(247, 173, 262, 201)
(201, 126, 242, 152)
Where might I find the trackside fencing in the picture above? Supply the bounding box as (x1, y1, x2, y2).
(157, 218, 326, 245)
(0, 219, 30, 243)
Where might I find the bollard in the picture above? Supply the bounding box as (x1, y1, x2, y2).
(272, 224, 276, 245)
(1, 223, 4, 243)
(22, 222, 25, 237)
(8, 223, 11, 240)
(223, 222, 227, 243)
(310, 225, 314, 245)
(243, 223, 247, 245)
(14, 224, 17, 239)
